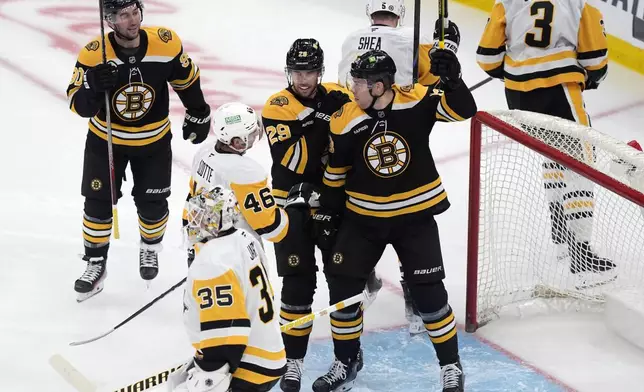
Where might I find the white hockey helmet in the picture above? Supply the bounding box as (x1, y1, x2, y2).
(212, 102, 262, 153)
(185, 185, 239, 244)
(366, 0, 405, 23)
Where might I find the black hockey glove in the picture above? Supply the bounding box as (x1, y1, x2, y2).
(432, 19, 461, 55)
(284, 183, 321, 210)
(84, 62, 118, 93)
(430, 49, 462, 91)
(183, 105, 211, 144)
(317, 90, 351, 121)
(311, 208, 341, 251)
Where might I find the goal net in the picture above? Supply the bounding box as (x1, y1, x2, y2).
(466, 110, 644, 332)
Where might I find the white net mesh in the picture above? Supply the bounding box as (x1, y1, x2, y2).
(473, 110, 644, 328)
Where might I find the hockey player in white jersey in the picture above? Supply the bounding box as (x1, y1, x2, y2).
(184, 102, 300, 261)
(171, 186, 286, 392)
(337, 0, 460, 87)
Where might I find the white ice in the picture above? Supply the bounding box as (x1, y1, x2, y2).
(1, 0, 644, 391)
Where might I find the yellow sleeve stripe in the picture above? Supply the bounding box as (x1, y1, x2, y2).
(296, 138, 308, 174)
(323, 177, 346, 188)
(280, 144, 295, 167)
(272, 189, 288, 198)
(171, 66, 200, 91)
(280, 139, 308, 174)
(436, 113, 450, 122)
(477, 60, 504, 71)
(437, 95, 465, 122)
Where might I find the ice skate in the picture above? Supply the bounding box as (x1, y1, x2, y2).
(74, 255, 107, 302)
(280, 358, 303, 392)
(312, 353, 361, 392)
(140, 242, 161, 282)
(440, 361, 464, 392)
(570, 241, 617, 289)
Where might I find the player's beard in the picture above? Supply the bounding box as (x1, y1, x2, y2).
(112, 21, 141, 42)
(293, 83, 317, 99)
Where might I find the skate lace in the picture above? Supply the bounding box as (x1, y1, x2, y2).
(321, 359, 347, 384)
(140, 249, 158, 268)
(283, 359, 303, 381)
(80, 262, 103, 283)
(440, 363, 462, 388)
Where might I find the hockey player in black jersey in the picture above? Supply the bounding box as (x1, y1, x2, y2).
(66, 0, 210, 301)
(311, 49, 476, 392)
(261, 38, 351, 392)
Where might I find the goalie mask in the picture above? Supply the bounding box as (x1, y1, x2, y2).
(185, 186, 239, 244)
(212, 102, 263, 154)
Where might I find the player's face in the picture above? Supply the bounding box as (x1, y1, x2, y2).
(349, 77, 373, 109)
(290, 70, 320, 99)
(109, 5, 142, 41)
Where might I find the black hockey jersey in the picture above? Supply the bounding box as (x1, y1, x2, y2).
(323, 83, 477, 222)
(261, 83, 349, 206)
(66, 26, 207, 148)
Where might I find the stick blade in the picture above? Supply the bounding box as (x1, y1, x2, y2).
(49, 354, 97, 392)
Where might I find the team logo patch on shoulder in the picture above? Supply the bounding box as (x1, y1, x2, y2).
(85, 40, 100, 51)
(333, 106, 344, 118)
(90, 178, 102, 191)
(158, 28, 173, 43)
(399, 84, 413, 92)
(270, 96, 289, 107)
(364, 131, 410, 178)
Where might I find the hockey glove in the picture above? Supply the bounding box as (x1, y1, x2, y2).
(84, 62, 118, 93)
(311, 208, 341, 251)
(432, 19, 461, 55)
(317, 90, 351, 121)
(183, 105, 211, 144)
(284, 182, 321, 210)
(429, 49, 462, 91)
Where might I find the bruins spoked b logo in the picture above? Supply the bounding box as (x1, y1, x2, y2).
(112, 83, 155, 121)
(364, 131, 410, 177)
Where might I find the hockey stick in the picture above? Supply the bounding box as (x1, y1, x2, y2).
(69, 277, 187, 346)
(469, 76, 494, 92)
(55, 276, 382, 391)
(98, 0, 120, 239)
(412, 0, 421, 84)
(438, 0, 448, 49)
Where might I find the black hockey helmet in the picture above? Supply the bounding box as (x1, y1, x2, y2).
(103, 0, 144, 22)
(350, 50, 397, 89)
(286, 38, 324, 72)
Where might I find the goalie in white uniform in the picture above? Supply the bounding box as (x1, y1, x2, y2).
(171, 186, 286, 392)
(337, 0, 462, 335)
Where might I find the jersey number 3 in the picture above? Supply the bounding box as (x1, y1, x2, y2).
(250, 265, 274, 323)
(525, 1, 554, 49)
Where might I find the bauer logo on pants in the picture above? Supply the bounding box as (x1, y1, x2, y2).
(90, 178, 102, 191)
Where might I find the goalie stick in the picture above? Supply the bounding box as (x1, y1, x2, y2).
(53, 274, 382, 392)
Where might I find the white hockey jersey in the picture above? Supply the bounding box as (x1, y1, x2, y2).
(477, 0, 608, 92)
(184, 142, 289, 243)
(183, 229, 286, 390)
(337, 25, 439, 87)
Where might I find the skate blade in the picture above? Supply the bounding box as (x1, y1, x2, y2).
(575, 270, 618, 290)
(337, 380, 356, 392)
(76, 285, 104, 303)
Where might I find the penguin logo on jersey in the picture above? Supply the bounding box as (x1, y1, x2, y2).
(112, 82, 155, 121)
(364, 131, 410, 178)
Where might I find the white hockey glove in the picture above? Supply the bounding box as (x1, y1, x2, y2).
(169, 360, 232, 392)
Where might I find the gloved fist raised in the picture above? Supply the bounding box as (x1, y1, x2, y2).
(311, 208, 341, 251)
(432, 19, 460, 55)
(183, 105, 211, 144)
(84, 62, 118, 93)
(429, 49, 462, 90)
(317, 90, 351, 120)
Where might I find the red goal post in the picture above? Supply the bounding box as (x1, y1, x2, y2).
(466, 110, 644, 332)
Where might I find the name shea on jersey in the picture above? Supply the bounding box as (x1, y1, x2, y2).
(357, 36, 382, 51)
